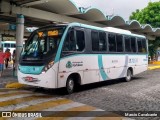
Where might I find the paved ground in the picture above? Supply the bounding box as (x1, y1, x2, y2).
(0, 65, 160, 120)
(64, 69, 160, 120)
(0, 68, 128, 120)
(0, 68, 17, 88)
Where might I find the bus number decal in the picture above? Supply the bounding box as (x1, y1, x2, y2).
(129, 58, 138, 63)
(112, 60, 118, 63)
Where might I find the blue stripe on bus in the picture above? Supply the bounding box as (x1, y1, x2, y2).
(98, 55, 108, 80)
(119, 55, 128, 78)
(54, 29, 67, 63)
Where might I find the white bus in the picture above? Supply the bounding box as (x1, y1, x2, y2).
(1, 41, 16, 55)
(18, 23, 148, 94)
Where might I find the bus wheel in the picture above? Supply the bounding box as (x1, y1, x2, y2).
(66, 78, 74, 94)
(125, 69, 132, 82)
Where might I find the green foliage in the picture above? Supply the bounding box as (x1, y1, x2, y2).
(130, 2, 160, 59)
(148, 38, 160, 59)
(130, 2, 160, 27)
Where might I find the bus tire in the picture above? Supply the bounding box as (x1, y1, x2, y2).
(125, 69, 132, 82)
(66, 77, 74, 94)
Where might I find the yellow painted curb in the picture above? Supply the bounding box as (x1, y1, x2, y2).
(148, 66, 160, 70)
(152, 61, 160, 65)
(5, 82, 26, 89)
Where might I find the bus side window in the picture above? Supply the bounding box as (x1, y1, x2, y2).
(142, 38, 147, 53)
(76, 30, 85, 51)
(116, 34, 123, 52)
(62, 30, 76, 53)
(124, 36, 131, 52)
(11, 44, 15, 48)
(137, 38, 143, 53)
(4, 43, 10, 48)
(108, 33, 116, 52)
(137, 38, 147, 53)
(99, 32, 107, 51)
(131, 37, 136, 52)
(69, 31, 76, 51)
(91, 31, 99, 51)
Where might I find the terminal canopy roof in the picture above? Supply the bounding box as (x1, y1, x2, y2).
(1, 0, 160, 40)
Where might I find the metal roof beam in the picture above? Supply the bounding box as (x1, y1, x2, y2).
(0, 31, 30, 37)
(21, 0, 51, 6)
(1, 1, 105, 27)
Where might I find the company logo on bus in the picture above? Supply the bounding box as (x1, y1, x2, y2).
(66, 61, 83, 68)
(66, 61, 72, 68)
(23, 76, 39, 82)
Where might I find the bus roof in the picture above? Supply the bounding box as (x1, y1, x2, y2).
(69, 22, 146, 38)
(36, 22, 146, 38)
(81, 23, 146, 38)
(2, 41, 16, 43)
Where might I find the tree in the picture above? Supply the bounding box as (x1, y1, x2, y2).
(148, 38, 160, 60)
(130, 2, 160, 27)
(130, 2, 160, 60)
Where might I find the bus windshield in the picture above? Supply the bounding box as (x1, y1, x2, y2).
(22, 26, 66, 60)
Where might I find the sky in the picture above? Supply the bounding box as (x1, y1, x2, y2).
(72, 0, 159, 20)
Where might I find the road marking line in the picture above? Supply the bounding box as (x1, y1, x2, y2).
(92, 113, 124, 120)
(66, 109, 104, 120)
(37, 105, 96, 120)
(0, 91, 31, 98)
(43, 102, 85, 111)
(14, 99, 73, 111)
(0, 90, 127, 120)
(1, 97, 63, 111)
(0, 94, 35, 103)
(0, 95, 52, 107)
(13, 102, 85, 120)
(65, 105, 96, 111)
(0, 88, 17, 92)
(0, 89, 31, 94)
(0, 90, 21, 95)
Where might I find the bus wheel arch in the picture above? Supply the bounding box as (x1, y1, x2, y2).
(66, 73, 81, 94)
(125, 67, 133, 82)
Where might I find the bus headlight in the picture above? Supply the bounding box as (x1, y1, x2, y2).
(44, 66, 48, 71)
(42, 61, 54, 73)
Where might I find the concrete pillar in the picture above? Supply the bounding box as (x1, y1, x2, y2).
(15, 14, 24, 76)
(0, 34, 2, 48)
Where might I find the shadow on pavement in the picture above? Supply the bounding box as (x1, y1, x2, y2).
(0, 67, 144, 96)
(32, 77, 143, 96)
(0, 68, 17, 88)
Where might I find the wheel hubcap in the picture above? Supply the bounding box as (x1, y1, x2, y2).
(68, 80, 74, 91)
(127, 71, 131, 80)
